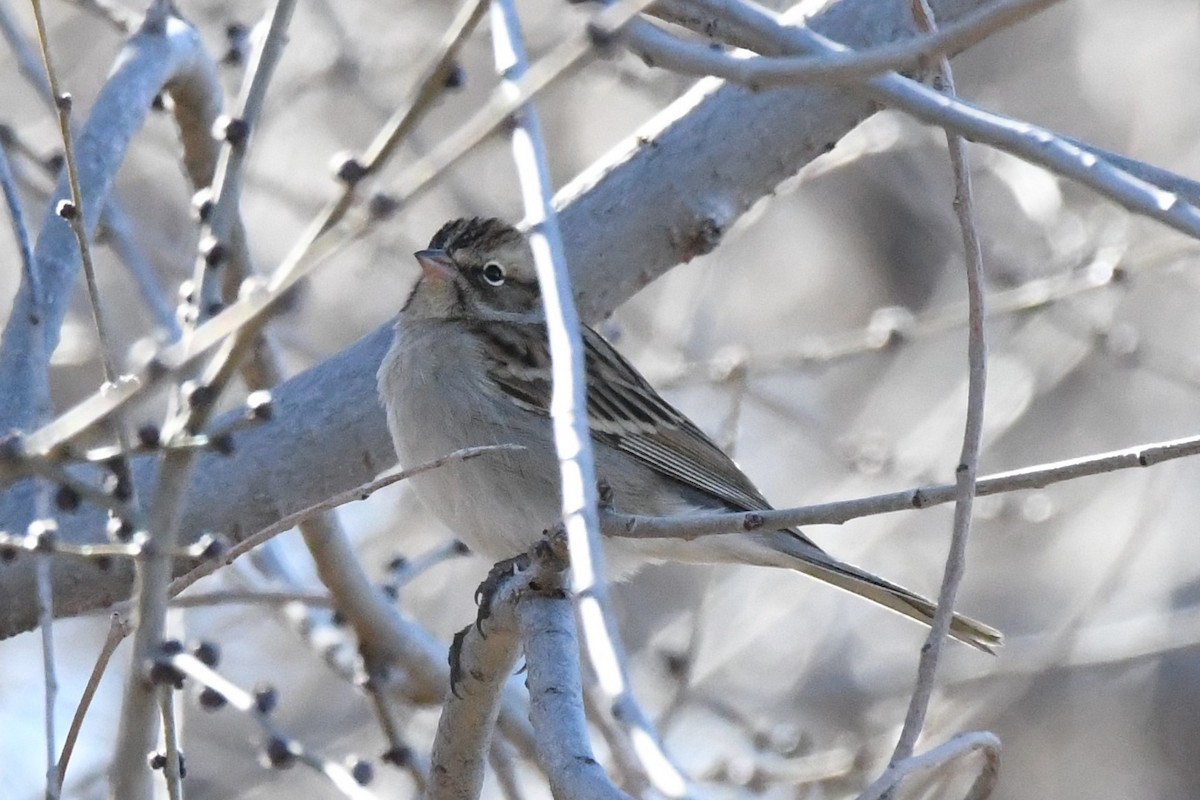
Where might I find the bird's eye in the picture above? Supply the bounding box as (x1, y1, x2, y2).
(481, 261, 506, 286)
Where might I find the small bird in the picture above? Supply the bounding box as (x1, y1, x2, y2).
(378, 217, 1000, 652)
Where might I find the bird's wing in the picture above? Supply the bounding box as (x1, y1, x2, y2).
(477, 320, 773, 513)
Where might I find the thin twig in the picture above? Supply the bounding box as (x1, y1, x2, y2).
(158, 688, 183, 800)
(884, 0, 988, 784)
(684, 0, 1200, 241)
(164, 653, 378, 799)
(36, 550, 59, 800)
(165, 444, 520, 598)
(626, 0, 1060, 87)
(857, 731, 1000, 800)
(490, 0, 689, 796)
(56, 613, 132, 791)
(29, 0, 119, 385)
(603, 431, 1200, 539)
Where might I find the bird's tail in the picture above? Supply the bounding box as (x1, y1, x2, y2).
(747, 531, 1002, 653)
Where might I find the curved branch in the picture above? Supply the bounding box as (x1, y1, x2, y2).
(0, 0, 1019, 637)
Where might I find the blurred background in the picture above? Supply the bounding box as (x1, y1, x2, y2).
(2, 0, 1200, 797)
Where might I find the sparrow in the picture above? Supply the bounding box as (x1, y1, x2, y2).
(378, 217, 1000, 652)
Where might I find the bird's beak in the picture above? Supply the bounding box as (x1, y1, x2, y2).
(413, 248, 456, 282)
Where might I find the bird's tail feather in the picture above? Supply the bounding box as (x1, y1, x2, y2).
(751, 532, 1002, 654)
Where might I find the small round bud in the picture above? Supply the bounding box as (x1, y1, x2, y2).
(28, 519, 58, 552)
(381, 745, 412, 767)
(366, 192, 399, 221)
(193, 533, 229, 561)
(150, 93, 167, 111)
(55, 199, 78, 220)
(137, 424, 161, 449)
(253, 684, 278, 715)
(245, 390, 273, 421)
(106, 515, 134, 543)
(55, 92, 72, 112)
(54, 484, 81, 512)
(198, 686, 227, 710)
(191, 188, 214, 222)
(192, 640, 220, 667)
(214, 115, 250, 146)
(348, 758, 374, 786)
(443, 63, 465, 89)
(199, 235, 227, 268)
(183, 381, 216, 412)
(263, 736, 295, 769)
(331, 153, 368, 186)
(148, 753, 167, 770)
(209, 433, 234, 456)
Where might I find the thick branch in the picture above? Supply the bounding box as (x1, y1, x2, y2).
(0, 0, 1034, 637)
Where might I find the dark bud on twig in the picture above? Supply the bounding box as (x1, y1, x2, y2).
(586, 21, 619, 55)
(366, 192, 399, 221)
(214, 115, 250, 147)
(443, 63, 465, 89)
(55, 199, 78, 220)
(191, 188, 214, 222)
(386, 554, 408, 572)
(200, 235, 227, 268)
(206, 301, 224, 317)
(330, 609, 347, 627)
(137, 423, 161, 449)
(331, 153, 368, 187)
(45, 153, 64, 173)
(54, 484, 81, 512)
(55, 93, 72, 113)
(150, 93, 168, 112)
(27, 519, 58, 552)
(222, 23, 250, 66)
(148, 751, 186, 776)
(192, 640, 220, 667)
(147, 654, 186, 688)
(381, 583, 399, 601)
(253, 684, 278, 715)
(245, 390, 273, 421)
(348, 758, 374, 786)
(0, 543, 17, 562)
(192, 533, 230, 561)
(451, 539, 470, 556)
(381, 745, 413, 768)
(106, 515, 134, 543)
(183, 381, 216, 412)
(198, 686, 227, 710)
(177, 279, 196, 304)
(144, 356, 168, 382)
(209, 432, 235, 456)
(263, 736, 295, 769)
(662, 650, 690, 679)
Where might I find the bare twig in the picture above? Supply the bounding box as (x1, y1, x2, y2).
(684, 0, 1200, 241)
(627, 0, 1060, 87)
(165, 444, 520, 599)
(164, 653, 378, 799)
(603, 431, 1200, 539)
(56, 613, 132, 791)
(490, 0, 688, 795)
(858, 731, 1000, 800)
(884, 0, 988, 781)
(29, 0, 119, 385)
